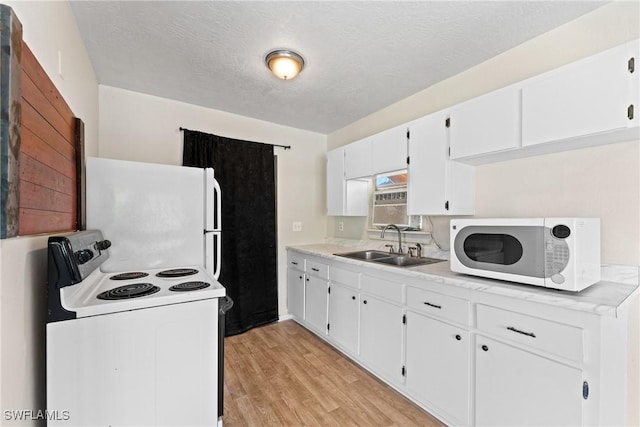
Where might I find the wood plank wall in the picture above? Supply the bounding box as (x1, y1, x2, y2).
(19, 44, 77, 235)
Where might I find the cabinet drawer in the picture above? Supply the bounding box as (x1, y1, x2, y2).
(361, 275, 403, 304)
(306, 259, 329, 280)
(476, 305, 583, 363)
(288, 254, 305, 271)
(330, 266, 359, 289)
(407, 287, 469, 326)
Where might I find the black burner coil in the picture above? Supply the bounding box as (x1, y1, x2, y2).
(97, 283, 160, 300)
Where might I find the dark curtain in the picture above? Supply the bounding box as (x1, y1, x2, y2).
(183, 129, 278, 336)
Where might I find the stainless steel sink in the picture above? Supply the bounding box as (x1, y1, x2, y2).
(335, 250, 392, 261)
(372, 256, 445, 267)
(334, 250, 445, 268)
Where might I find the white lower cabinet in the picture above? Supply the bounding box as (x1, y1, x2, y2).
(328, 282, 359, 355)
(360, 294, 404, 385)
(304, 275, 328, 335)
(286, 249, 631, 427)
(475, 335, 583, 426)
(405, 311, 470, 425)
(286, 268, 305, 321)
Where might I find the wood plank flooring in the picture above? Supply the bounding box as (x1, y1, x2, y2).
(223, 320, 445, 426)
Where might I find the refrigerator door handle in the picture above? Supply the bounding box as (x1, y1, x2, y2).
(213, 178, 222, 232)
(204, 230, 222, 280)
(212, 178, 222, 280)
(205, 172, 222, 280)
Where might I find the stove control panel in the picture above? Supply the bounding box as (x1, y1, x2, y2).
(48, 230, 111, 323)
(49, 230, 111, 287)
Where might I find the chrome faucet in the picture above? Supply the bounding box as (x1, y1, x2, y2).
(381, 224, 403, 254)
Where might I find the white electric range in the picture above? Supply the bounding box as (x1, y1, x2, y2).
(46, 230, 227, 427)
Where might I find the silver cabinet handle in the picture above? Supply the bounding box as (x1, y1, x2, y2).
(507, 326, 536, 338)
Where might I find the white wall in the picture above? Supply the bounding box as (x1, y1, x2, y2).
(0, 2, 98, 424)
(327, 1, 640, 266)
(98, 85, 327, 317)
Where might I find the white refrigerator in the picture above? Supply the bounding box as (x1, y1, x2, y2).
(85, 156, 222, 279)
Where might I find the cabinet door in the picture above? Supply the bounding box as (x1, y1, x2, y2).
(326, 148, 345, 216)
(522, 40, 638, 147)
(475, 336, 583, 426)
(407, 113, 447, 215)
(408, 113, 474, 215)
(372, 125, 408, 174)
(287, 268, 305, 321)
(328, 283, 359, 355)
(449, 85, 521, 160)
(327, 147, 369, 217)
(360, 294, 403, 385)
(405, 312, 470, 425)
(344, 138, 372, 179)
(305, 276, 328, 334)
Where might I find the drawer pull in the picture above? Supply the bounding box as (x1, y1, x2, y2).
(291, 261, 298, 265)
(507, 326, 536, 338)
(423, 301, 442, 309)
(311, 267, 320, 272)
(455, 334, 462, 341)
(481, 345, 489, 352)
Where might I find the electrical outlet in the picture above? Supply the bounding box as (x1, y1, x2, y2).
(338, 221, 344, 231)
(292, 221, 302, 232)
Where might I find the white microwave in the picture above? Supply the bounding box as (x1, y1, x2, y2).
(450, 218, 601, 292)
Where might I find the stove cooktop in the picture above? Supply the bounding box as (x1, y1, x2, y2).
(60, 265, 226, 318)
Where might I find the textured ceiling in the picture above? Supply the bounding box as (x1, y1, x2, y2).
(69, 1, 606, 134)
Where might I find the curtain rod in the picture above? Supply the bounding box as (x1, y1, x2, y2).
(179, 127, 291, 150)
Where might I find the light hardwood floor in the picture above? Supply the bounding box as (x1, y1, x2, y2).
(223, 320, 445, 426)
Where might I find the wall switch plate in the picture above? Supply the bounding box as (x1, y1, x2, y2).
(292, 221, 302, 232)
(338, 221, 344, 231)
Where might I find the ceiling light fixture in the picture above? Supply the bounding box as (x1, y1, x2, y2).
(265, 49, 305, 80)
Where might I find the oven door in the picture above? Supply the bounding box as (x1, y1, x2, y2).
(451, 224, 546, 286)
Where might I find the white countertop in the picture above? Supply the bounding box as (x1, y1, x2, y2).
(287, 243, 639, 318)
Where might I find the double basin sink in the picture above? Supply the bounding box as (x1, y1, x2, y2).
(335, 250, 445, 268)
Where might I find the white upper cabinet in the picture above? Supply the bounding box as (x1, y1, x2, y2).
(372, 124, 408, 174)
(327, 147, 368, 217)
(522, 39, 639, 148)
(449, 85, 521, 161)
(407, 112, 474, 215)
(326, 147, 346, 216)
(344, 137, 373, 180)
